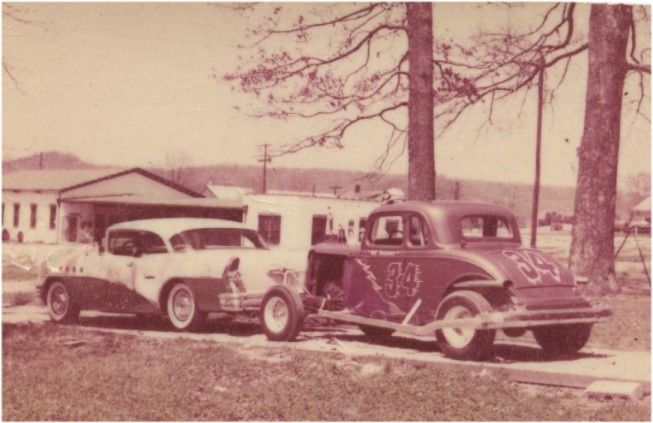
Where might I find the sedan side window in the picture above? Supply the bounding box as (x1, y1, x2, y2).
(141, 231, 168, 254)
(369, 215, 404, 246)
(108, 231, 139, 256)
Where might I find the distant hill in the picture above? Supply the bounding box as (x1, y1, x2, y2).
(3, 151, 579, 224)
(2, 151, 104, 173)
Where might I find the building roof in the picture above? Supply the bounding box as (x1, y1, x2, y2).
(2, 168, 203, 197)
(204, 184, 254, 200)
(63, 194, 244, 209)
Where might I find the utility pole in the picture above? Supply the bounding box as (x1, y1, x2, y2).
(530, 68, 544, 248)
(330, 185, 342, 196)
(258, 143, 271, 194)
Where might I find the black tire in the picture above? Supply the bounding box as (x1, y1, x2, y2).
(435, 290, 495, 361)
(166, 283, 206, 331)
(260, 286, 305, 341)
(359, 325, 395, 340)
(46, 281, 80, 323)
(532, 324, 592, 356)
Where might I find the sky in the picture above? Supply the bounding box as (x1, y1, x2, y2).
(2, 2, 651, 188)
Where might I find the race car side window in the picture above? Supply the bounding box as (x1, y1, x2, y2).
(369, 215, 404, 247)
(408, 214, 430, 247)
(461, 215, 513, 239)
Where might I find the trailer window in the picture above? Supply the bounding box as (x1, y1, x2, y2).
(258, 214, 281, 245)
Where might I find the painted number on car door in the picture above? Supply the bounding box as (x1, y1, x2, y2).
(385, 262, 422, 298)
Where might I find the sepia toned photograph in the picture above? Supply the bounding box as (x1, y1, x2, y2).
(2, 1, 651, 420)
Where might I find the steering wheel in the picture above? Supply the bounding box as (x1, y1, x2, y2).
(388, 229, 403, 240)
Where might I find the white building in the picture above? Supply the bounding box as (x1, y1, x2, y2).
(3, 168, 244, 244)
(205, 185, 384, 252)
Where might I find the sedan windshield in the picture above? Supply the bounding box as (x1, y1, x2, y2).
(170, 228, 266, 251)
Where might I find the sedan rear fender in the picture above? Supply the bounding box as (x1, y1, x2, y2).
(157, 257, 242, 311)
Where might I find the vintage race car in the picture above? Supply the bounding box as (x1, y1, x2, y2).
(259, 200, 612, 360)
(38, 218, 303, 330)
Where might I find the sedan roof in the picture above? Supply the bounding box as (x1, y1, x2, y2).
(107, 218, 253, 240)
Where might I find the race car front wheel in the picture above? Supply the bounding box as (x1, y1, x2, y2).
(167, 283, 206, 331)
(260, 285, 304, 342)
(47, 281, 80, 323)
(532, 323, 592, 356)
(435, 290, 495, 361)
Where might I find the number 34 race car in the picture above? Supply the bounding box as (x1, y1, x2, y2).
(259, 201, 612, 361)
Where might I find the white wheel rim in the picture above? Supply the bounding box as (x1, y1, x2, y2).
(169, 286, 195, 327)
(264, 297, 289, 334)
(49, 284, 69, 318)
(173, 290, 193, 321)
(441, 305, 475, 348)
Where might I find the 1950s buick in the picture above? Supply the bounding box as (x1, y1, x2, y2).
(38, 218, 302, 331)
(258, 200, 612, 361)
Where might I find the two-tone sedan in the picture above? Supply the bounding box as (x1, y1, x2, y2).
(39, 218, 303, 330)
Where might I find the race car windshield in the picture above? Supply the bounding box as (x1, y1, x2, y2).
(461, 215, 514, 240)
(172, 228, 265, 250)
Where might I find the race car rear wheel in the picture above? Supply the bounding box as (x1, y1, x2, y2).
(435, 290, 495, 361)
(167, 283, 206, 331)
(532, 323, 592, 356)
(358, 325, 395, 340)
(46, 281, 80, 323)
(260, 286, 304, 341)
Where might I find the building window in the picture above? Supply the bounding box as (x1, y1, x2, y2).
(311, 215, 327, 245)
(50, 205, 57, 230)
(258, 214, 281, 245)
(13, 203, 20, 228)
(359, 217, 368, 242)
(30, 204, 37, 229)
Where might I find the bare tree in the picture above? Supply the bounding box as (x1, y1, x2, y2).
(165, 150, 193, 186)
(569, 4, 650, 295)
(224, 3, 436, 199)
(225, 4, 596, 201)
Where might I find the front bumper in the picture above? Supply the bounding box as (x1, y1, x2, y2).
(218, 293, 263, 312)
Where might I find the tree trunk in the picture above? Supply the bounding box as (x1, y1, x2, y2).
(530, 68, 544, 248)
(406, 3, 435, 201)
(569, 5, 631, 296)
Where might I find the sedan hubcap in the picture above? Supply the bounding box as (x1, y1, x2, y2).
(173, 290, 193, 321)
(51, 286, 68, 316)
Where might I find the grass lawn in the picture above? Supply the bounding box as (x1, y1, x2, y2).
(589, 295, 651, 350)
(3, 323, 650, 421)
